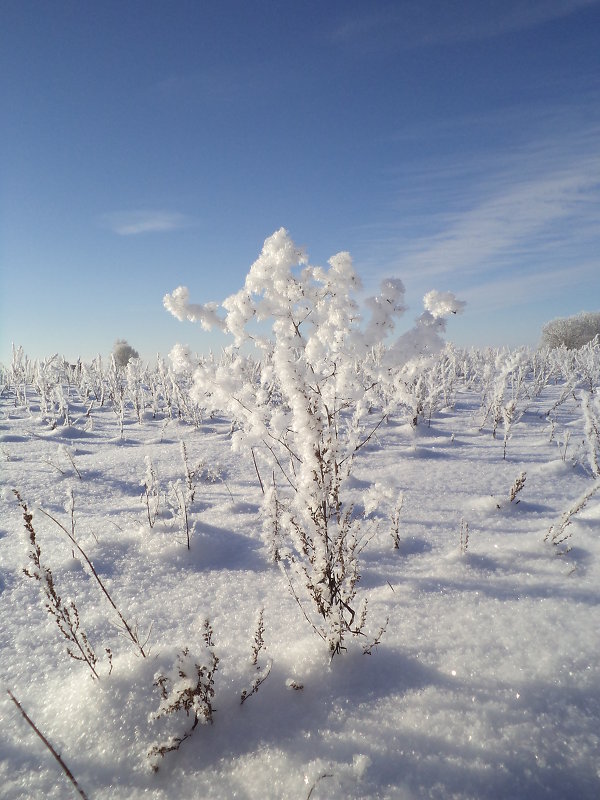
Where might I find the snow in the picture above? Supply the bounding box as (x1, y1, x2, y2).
(1, 347, 599, 799)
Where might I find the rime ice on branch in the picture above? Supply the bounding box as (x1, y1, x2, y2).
(164, 228, 464, 655)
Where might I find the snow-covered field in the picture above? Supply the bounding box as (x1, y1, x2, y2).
(1, 345, 599, 800)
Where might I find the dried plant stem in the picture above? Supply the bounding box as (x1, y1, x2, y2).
(7, 690, 89, 800)
(240, 609, 272, 704)
(306, 772, 334, 800)
(281, 563, 327, 645)
(240, 662, 272, 705)
(63, 447, 82, 480)
(363, 617, 389, 655)
(42, 458, 67, 476)
(509, 472, 526, 503)
(14, 491, 100, 679)
(460, 519, 469, 554)
(251, 447, 265, 494)
(37, 505, 147, 658)
(391, 496, 403, 549)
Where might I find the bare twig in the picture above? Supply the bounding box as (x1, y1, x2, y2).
(546, 480, 600, 553)
(251, 447, 265, 494)
(340, 413, 387, 465)
(306, 771, 334, 800)
(240, 661, 272, 705)
(509, 472, 526, 503)
(14, 490, 100, 679)
(37, 503, 147, 658)
(7, 690, 89, 800)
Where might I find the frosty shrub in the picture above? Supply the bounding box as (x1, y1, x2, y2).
(148, 620, 218, 770)
(541, 311, 600, 350)
(112, 339, 139, 367)
(165, 228, 464, 656)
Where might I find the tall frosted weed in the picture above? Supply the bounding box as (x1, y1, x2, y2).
(165, 228, 465, 655)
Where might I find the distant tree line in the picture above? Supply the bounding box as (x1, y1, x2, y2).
(541, 311, 600, 350)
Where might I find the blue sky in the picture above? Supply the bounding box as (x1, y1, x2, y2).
(1, 0, 599, 364)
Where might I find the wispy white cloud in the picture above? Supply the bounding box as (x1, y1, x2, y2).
(396, 156, 600, 280)
(356, 104, 600, 295)
(332, 0, 599, 51)
(349, 104, 600, 341)
(100, 210, 192, 236)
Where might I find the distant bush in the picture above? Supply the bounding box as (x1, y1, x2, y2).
(113, 339, 139, 367)
(541, 312, 600, 350)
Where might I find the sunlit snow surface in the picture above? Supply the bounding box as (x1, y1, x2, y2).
(1, 368, 599, 799)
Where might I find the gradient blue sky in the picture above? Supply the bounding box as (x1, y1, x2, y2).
(2, 0, 599, 364)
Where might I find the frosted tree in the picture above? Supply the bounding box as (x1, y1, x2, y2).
(112, 339, 139, 367)
(541, 311, 600, 350)
(165, 228, 464, 656)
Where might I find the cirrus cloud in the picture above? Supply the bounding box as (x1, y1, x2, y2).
(331, 0, 599, 51)
(100, 210, 192, 236)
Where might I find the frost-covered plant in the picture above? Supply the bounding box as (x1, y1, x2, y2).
(61, 444, 82, 479)
(363, 482, 403, 550)
(528, 348, 554, 399)
(395, 361, 428, 427)
(52, 382, 72, 427)
(146, 354, 177, 419)
(481, 350, 529, 441)
(424, 347, 459, 420)
(391, 346, 461, 428)
(240, 608, 272, 705)
(262, 474, 283, 562)
(546, 392, 600, 553)
(8, 344, 32, 407)
(390, 495, 404, 549)
(148, 620, 218, 770)
(126, 357, 147, 423)
(509, 472, 527, 503)
(162, 441, 203, 548)
(502, 399, 517, 460)
(362, 615, 389, 656)
(546, 338, 600, 415)
(141, 455, 160, 528)
(165, 228, 464, 656)
(582, 391, 600, 477)
(106, 355, 126, 437)
(32, 354, 61, 423)
(557, 429, 572, 462)
(572, 337, 600, 394)
(84, 355, 106, 407)
(545, 480, 600, 554)
(168, 347, 206, 425)
(43, 444, 81, 479)
(166, 479, 193, 549)
(180, 441, 196, 500)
